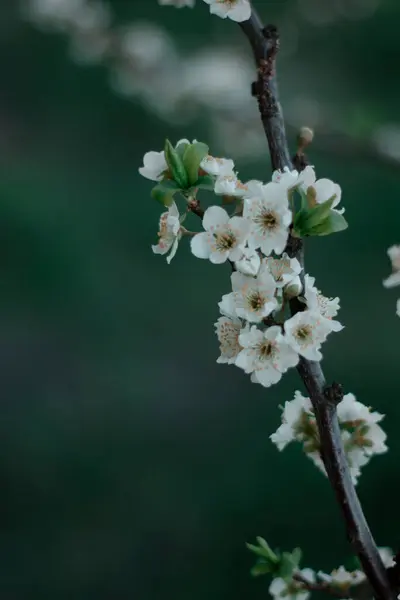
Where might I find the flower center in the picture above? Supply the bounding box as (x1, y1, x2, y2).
(214, 230, 236, 250)
(247, 291, 264, 311)
(258, 341, 274, 358)
(295, 325, 312, 342)
(255, 210, 278, 231)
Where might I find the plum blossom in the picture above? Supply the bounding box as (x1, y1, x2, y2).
(383, 245, 400, 288)
(262, 254, 302, 289)
(303, 274, 343, 333)
(214, 173, 250, 197)
(298, 166, 344, 214)
(215, 316, 243, 364)
(151, 202, 181, 263)
(139, 149, 168, 181)
(236, 326, 299, 387)
(228, 269, 278, 323)
(271, 391, 388, 484)
(200, 154, 235, 176)
(191, 206, 249, 264)
(202, 0, 251, 23)
(234, 247, 261, 276)
(317, 566, 364, 589)
(284, 310, 332, 361)
(269, 569, 315, 600)
(270, 391, 314, 451)
(272, 167, 300, 190)
(243, 182, 292, 255)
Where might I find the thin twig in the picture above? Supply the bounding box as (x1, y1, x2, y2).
(292, 572, 351, 599)
(239, 5, 394, 600)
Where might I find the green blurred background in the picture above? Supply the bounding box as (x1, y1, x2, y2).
(0, 0, 399, 598)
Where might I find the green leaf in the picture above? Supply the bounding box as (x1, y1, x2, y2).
(175, 141, 190, 159)
(151, 180, 181, 207)
(164, 139, 189, 189)
(190, 174, 215, 191)
(246, 538, 279, 563)
(305, 196, 336, 228)
(277, 549, 302, 582)
(312, 210, 348, 236)
(183, 142, 209, 185)
(250, 561, 272, 577)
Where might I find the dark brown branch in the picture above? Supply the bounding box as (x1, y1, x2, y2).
(239, 5, 394, 600)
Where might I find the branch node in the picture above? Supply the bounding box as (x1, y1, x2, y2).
(324, 382, 344, 406)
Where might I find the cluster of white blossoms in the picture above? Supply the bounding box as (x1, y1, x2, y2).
(269, 547, 395, 600)
(270, 391, 388, 484)
(140, 142, 346, 388)
(383, 245, 400, 317)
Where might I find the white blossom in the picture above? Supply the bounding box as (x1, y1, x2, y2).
(270, 391, 313, 450)
(379, 547, 395, 568)
(262, 254, 302, 289)
(202, 0, 251, 23)
(383, 245, 400, 288)
(298, 166, 344, 214)
(215, 316, 243, 364)
(151, 202, 181, 263)
(200, 154, 235, 176)
(284, 310, 332, 361)
(397, 298, 400, 317)
(158, 0, 195, 6)
(303, 274, 343, 332)
(272, 167, 300, 190)
(234, 247, 261, 276)
(318, 566, 364, 588)
(229, 269, 278, 323)
(236, 325, 299, 387)
(214, 173, 250, 198)
(139, 149, 168, 181)
(337, 393, 388, 459)
(191, 206, 249, 264)
(269, 569, 315, 600)
(243, 182, 292, 256)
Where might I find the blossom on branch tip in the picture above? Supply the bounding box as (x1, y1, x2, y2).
(284, 310, 331, 361)
(200, 154, 235, 176)
(243, 183, 292, 256)
(139, 149, 168, 181)
(215, 316, 243, 364)
(236, 326, 299, 387)
(202, 0, 251, 23)
(190, 205, 249, 264)
(318, 566, 364, 588)
(151, 202, 181, 263)
(269, 569, 315, 600)
(230, 270, 278, 323)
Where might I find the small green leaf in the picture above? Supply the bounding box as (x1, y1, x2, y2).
(246, 538, 279, 563)
(183, 142, 209, 185)
(175, 141, 190, 159)
(305, 196, 336, 228)
(191, 174, 215, 191)
(250, 562, 272, 577)
(164, 139, 189, 189)
(278, 550, 301, 582)
(312, 210, 348, 236)
(151, 180, 181, 207)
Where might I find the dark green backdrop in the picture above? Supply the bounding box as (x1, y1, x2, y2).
(0, 1, 399, 598)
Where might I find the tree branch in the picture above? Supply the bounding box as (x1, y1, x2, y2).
(239, 5, 395, 600)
